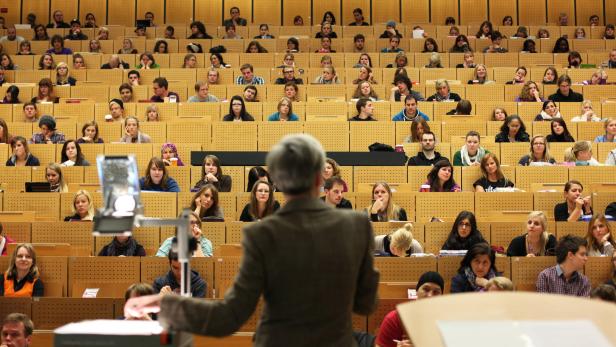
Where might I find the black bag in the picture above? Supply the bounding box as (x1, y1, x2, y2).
(368, 142, 394, 152)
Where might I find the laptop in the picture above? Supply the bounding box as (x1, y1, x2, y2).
(25, 182, 51, 192)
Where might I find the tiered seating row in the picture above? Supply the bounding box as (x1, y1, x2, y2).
(1, 190, 614, 221)
(0, 255, 611, 301)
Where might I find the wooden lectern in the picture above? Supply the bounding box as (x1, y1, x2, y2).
(397, 292, 616, 346)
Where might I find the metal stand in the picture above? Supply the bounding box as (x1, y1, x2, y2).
(135, 208, 193, 297)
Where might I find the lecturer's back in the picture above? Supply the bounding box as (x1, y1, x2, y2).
(156, 134, 379, 347)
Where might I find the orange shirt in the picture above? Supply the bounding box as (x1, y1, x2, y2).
(3, 272, 38, 297)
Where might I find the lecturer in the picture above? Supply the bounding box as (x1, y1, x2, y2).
(126, 134, 379, 346)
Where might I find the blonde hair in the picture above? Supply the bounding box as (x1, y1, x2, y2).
(71, 189, 95, 220)
(527, 211, 550, 256)
(46, 163, 68, 192)
(572, 140, 592, 159)
(145, 104, 159, 121)
(390, 223, 414, 251)
(435, 79, 450, 91)
(55, 62, 71, 84)
(528, 135, 553, 162)
(486, 277, 513, 291)
(585, 213, 615, 254)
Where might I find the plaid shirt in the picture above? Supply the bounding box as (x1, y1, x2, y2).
(536, 264, 590, 297)
(235, 75, 265, 85)
(30, 131, 65, 144)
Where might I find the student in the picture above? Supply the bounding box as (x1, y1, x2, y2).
(268, 97, 299, 121)
(0, 221, 15, 255)
(507, 211, 557, 256)
(391, 95, 429, 121)
(594, 118, 616, 142)
(0, 313, 34, 347)
(321, 176, 352, 209)
(156, 212, 213, 257)
(441, 211, 487, 250)
(153, 251, 206, 297)
(374, 223, 423, 257)
(548, 75, 583, 102)
(426, 79, 461, 102)
(376, 272, 443, 347)
(518, 135, 556, 166)
(453, 131, 490, 166)
(193, 154, 232, 192)
(554, 180, 593, 222)
(191, 185, 224, 221)
(451, 243, 499, 293)
(546, 118, 575, 142)
(139, 157, 180, 192)
(63, 190, 94, 221)
(235, 63, 265, 85)
(150, 77, 179, 102)
(364, 182, 407, 222)
(584, 213, 615, 257)
(98, 235, 146, 256)
(187, 81, 219, 102)
(495, 115, 530, 142)
(536, 235, 590, 297)
(30, 115, 65, 144)
(0, 243, 44, 297)
(349, 97, 376, 121)
(407, 132, 449, 166)
(473, 153, 514, 192)
(239, 180, 280, 222)
(420, 159, 461, 192)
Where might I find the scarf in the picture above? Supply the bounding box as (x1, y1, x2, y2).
(103, 237, 138, 256)
(460, 146, 486, 166)
(539, 110, 562, 120)
(464, 267, 496, 292)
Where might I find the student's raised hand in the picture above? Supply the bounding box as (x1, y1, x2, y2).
(205, 172, 218, 182)
(475, 277, 489, 288)
(371, 199, 385, 214)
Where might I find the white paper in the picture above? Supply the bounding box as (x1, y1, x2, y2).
(55, 320, 164, 336)
(438, 320, 611, 347)
(412, 29, 425, 39)
(82, 288, 99, 298)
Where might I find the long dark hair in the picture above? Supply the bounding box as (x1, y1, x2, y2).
(499, 115, 527, 140)
(201, 154, 224, 180)
(246, 166, 271, 192)
(457, 242, 497, 274)
(442, 211, 487, 250)
(227, 95, 251, 120)
(547, 118, 575, 142)
(190, 184, 220, 219)
(5, 85, 20, 103)
(427, 159, 457, 192)
(0, 118, 10, 143)
(61, 140, 86, 165)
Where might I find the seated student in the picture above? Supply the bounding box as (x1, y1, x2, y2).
(60, 140, 90, 166)
(451, 243, 499, 293)
(505, 66, 527, 85)
(351, 81, 380, 101)
(239, 180, 280, 222)
(64, 190, 94, 221)
(374, 223, 423, 257)
(106, 99, 126, 122)
(98, 235, 146, 256)
(536, 235, 590, 297)
(322, 158, 348, 192)
(313, 66, 341, 84)
(507, 211, 557, 256)
(594, 118, 616, 143)
(420, 159, 461, 192)
(156, 212, 213, 257)
(101, 54, 129, 69)
(376, 272, 443, 347)
(120, 116, 152, 143)
(150, 77, 180, 103)
(0, 243, 44, 297)
(404, 119, 430, 143)
(246, 166, 272, 192)
(349, 97, 376, 121)
(160, 143, 184, 166)
(541, 67, 558, 85)
(46, 163, 68, 192)
(315, 36, 335, 53)
(590, 284, 616, 302)
(191, 185, 224, 221)
(442, 211, 487, 250)
(321, 176, 352, 209)
(534, 100, 562, 121)
(468, 64, 494, 84)
(571, 100, 601, 123)
(548, 75, 583, 102)
(495, 115, 530, 142)
(275, 67, 303, 85)
(6, 136, 40, 166)
(570, 140, 601, 165)
(222, 96, 255, 122)
(235, 64, 265, 85)
(515, 81, 543, 102)
(453, 131, 490, 166)
(407, 132, 449, 166)
(30, 115, 65, 144)
(139, 157, 180, 192)
(123, 283, 156, 320)
(554, 180, 593, 222)
(192, 155, 232, 192)
(473, 153, 514, 192)
(77, 121, 104, 144)
(381, 35, 403, 53)
(1, 313, 35, 347)
(446, 99, 472, 115)
(426, 79, 461, 102)
(392, 95, 429, 121)
(546, 118, 575, 143)
(518, 135, 557, 166)
(153, 250, 206, 298)
(585, 213, 615, 257)
(0, 221, 15, 255)
(268, 97, 299, 121)
(187, 81, 219, 102)
(482, 31, 508, 53)
(364, 182, 408, 222)
(456, 51, 476, 68)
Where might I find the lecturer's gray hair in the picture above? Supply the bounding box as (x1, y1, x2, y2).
(266, 134, 325, 194)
